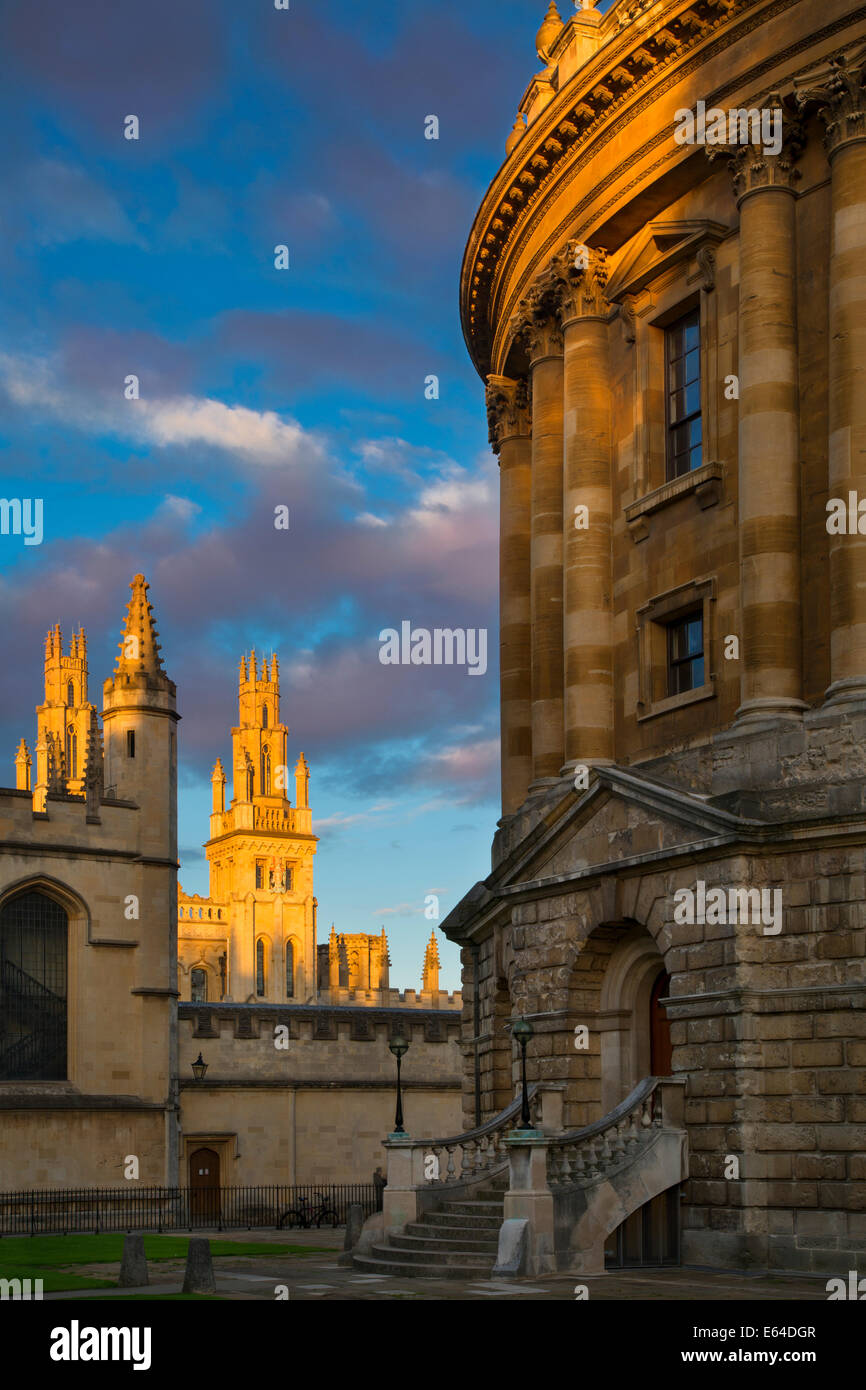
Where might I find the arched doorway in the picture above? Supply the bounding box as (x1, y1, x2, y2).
(650, 969, 673, 1076)
(189, 1147, 221, 1223)
(597, 924, 671, 1114)
(0, 890, 67, 1080)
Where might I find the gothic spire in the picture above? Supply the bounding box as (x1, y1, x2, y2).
(114, 574, 167, 678)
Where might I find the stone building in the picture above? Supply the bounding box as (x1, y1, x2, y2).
(443, 0, 866, 1273)
(0, 575, 462, 1191)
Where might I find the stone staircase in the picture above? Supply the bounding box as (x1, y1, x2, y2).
(353, 1176, 508, 1278)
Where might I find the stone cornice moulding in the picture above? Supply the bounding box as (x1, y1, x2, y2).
(463, 0, 866, 378)
(462, 0, 754, 362)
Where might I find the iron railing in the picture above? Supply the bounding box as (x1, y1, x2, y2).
(0, 1184, 381, 1236)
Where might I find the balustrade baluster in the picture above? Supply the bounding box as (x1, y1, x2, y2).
(445, 1146, 456, 1182)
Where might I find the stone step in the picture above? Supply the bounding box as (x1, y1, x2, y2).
(436, 1200, 505, 1217)
(352, 1251, 493, 1280)
(394, 1230, 499, 1254)
(358, 1251, 494, 1273)
(420, 1212, 503, 1232)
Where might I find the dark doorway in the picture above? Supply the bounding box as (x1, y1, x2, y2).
(650, 969, 673, 1076)
(189, 1147, 221, 1223)
(605, 1187, 681, 1267)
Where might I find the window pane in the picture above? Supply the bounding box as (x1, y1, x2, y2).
(684, 317, 700, 350)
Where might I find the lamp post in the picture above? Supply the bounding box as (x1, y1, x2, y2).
(512, 1017, 534, 1129)
(191, 1052, 208, 1082)
(388, 1033, 409, 1134)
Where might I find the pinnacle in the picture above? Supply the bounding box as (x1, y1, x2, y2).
(115, 574, 167, 678)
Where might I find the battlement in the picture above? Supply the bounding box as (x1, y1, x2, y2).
(178, 890, 227, 924)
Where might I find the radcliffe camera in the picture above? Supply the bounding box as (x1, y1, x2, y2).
(0, 0, 864, 1365)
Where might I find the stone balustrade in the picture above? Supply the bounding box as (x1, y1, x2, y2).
(545, 1074, 684, 1187)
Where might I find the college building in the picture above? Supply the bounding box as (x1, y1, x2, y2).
(0, 575, 462, 1194)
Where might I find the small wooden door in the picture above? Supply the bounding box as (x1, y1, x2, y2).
(650, 970, 673, 1076)
(189, 1146, 220, 1223)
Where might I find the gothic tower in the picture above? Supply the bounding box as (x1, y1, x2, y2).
(203, 652, 318, 1002)
(20, 625, 95, 797)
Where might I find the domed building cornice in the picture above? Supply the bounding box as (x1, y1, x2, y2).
(460, 0, 865, 380)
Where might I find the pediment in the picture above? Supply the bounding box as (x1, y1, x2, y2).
(500, 766, 754, 889)
(605, 219, 730, 304)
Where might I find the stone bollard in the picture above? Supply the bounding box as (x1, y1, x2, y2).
(337, 1203, 364, 1265)
(182, 1237, 216, 1294)
(119, 1233, 148, 1288)
(344, 1203, 364, 1251)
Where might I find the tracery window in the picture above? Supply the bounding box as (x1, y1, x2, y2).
(0, 891, 67, 1080)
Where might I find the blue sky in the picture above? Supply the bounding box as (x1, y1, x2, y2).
(0, 0, 616, 991)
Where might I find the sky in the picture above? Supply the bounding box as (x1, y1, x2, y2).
(0, 0, 616, 992)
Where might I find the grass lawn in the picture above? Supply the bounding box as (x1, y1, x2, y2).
(0, 1234, 332, 1293)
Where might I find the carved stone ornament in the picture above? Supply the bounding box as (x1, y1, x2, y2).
(486, 375, 531, 453)
(795, 45, 866, 157)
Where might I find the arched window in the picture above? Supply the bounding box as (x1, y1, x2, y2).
(191, 968, 208, 1003)
(65, 726, 77, 781)
(0, 890, 67, 1080)
(286, 941, 294, 999)
(66, 680, 75, 707)
(256, 939, 265, 997)
(260, 745, 271, 796)
(262, 704, 269, 728)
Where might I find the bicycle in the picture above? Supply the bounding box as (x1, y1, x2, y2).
(278, 1192, 339, 1229)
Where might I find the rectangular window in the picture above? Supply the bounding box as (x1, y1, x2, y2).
(126, 731, 135, 758)
(255, 861, 264, 890)
(665, 310, 702, 479)
(667, 611, 704, 696)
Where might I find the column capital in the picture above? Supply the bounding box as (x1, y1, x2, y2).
(706, 95, 804, 204)
(551, 242, 611, 325)
(795, 43, 866, 158)
(486, 374, 531, 454)
(510, 273, 563, 365)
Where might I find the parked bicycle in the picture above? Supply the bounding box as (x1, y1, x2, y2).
(278, 1192, 338, 1229)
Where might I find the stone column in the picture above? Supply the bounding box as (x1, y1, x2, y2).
(723, 106, 807, 725)
(554, 244, 614, 770)
(512, 279, 565, 788)
(797, 49, 866, 705)
(487, 375, 533, 816)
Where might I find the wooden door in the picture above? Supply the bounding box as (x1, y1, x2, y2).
(189, 1146, 220, 1223)
(650, 970, 673, 1076)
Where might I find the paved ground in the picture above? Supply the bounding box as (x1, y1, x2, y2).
(44, 1228, 833, 1301)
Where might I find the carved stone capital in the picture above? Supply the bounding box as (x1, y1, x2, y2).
(551, 242, 611, 324)
(707, 97, 804, 203)
(795, 45, 866, 158)
(510, 273, 564, 364)
(486, 374, 531, 454)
